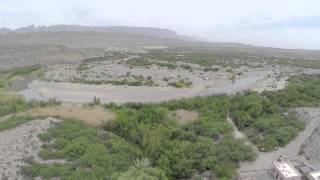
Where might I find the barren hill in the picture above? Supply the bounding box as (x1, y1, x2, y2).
(0, 25, 320, 70)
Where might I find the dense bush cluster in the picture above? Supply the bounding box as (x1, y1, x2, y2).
(119, 103, 254, 178)
(265, 74, 320, 107)
(229, 92, 304, 151)
(22, 120, 145, 179)
(227, 74, 320, 150)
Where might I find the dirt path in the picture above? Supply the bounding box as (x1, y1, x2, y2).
(226, 117, 247, 140)
(0, 118, 61, 180)
(239, 108, 320, 172)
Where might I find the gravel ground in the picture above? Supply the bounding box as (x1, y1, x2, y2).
(9, 76, 38, 91)
(0, 118, 62, 180)
(300, 126, 320, 168)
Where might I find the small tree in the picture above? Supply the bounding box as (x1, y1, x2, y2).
(92, 96, 101, 106)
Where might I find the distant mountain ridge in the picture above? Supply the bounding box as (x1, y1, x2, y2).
(0, 25, 179, 39)
(1, 24, 320, 71)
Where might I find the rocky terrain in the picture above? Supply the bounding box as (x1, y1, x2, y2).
(300, 126, 320, 165)
(0, 118, 61, 179)
(43, 60, 224, 87)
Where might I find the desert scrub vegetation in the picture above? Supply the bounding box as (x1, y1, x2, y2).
(78, 63, 90, 71)
(126, 58, 177, 69)
(126, 58, 153, 67)
(72, 78, 154, 86)
(203, 66, 219, 72)
(167, 80, 192, 88)
(143, 49, 262, 68)
(143, 48, 320, 69)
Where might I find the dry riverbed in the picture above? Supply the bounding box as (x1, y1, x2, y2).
(19, 69, 279, 104)
(18, 60, 319, 104)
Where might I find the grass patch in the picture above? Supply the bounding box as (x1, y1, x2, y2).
(0, 65, 43, 88)
(0, 115, 34, 131)
(6, 65, 43, 79)
(27, 105, 115, 126)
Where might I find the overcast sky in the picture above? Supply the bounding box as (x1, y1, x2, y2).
(1, 0, 320, 49)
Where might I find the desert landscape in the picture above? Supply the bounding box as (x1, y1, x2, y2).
(0, 24, 320, 180)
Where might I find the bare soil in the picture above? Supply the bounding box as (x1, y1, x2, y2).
(171, 109, 199, 125)
(1, 105, 115, 127)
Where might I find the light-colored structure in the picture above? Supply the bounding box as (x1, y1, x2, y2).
(271, 162, 301, 180)
(308, 170, 320, 180)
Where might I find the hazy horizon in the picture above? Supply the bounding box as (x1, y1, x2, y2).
(1, 0, 320, 50)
